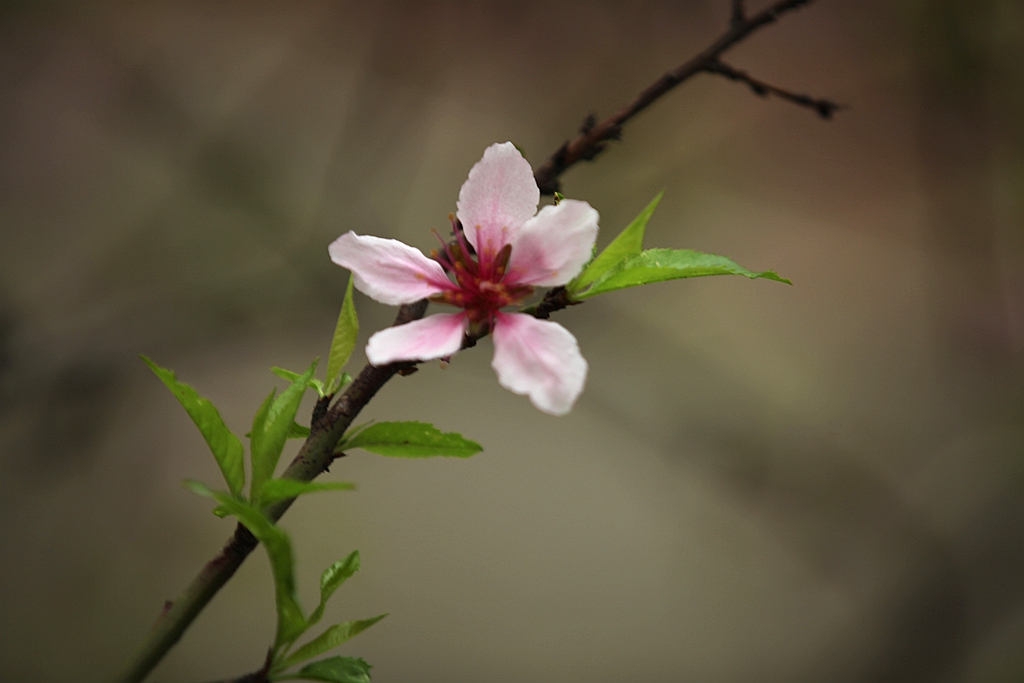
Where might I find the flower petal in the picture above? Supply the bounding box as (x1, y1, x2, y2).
(365, 313, 467, 365)
(505, 199, 599, 287)
(456, 142, 539, 261)
(490, 312, 587, 416)
(329, 231, 452, 305)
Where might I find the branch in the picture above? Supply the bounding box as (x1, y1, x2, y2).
(704, 59, 842, 118)
(120, 292, 574, 683)
(116, 303, 428, 683)
(119, 3, 833, 679)
(533, 0, 822, 194)
(731, 0, 747, 27)
(521, 286, 578, 319)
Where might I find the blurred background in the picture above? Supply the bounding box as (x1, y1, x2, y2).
(0, 1, 1021, 682)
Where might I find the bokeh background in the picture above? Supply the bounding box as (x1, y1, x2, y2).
(1, 1, 1021, 682)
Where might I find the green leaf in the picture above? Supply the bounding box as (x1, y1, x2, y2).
(341, 422, 481, 458)
(259, 479, 356, 506)
(251, 361, 318, 502)
(272, 367, 327, 398)
(142, 356, 245, 498)
(573, 248, 791, 299)
(288, 422, 311, 439)
(568, 191, 663, 295)
(329, 372, 353, 396)
(326, 420, 374, 458)
(183, 479, 215, 497)
(246, 421, 309, 440)
(326, 275, 359, 392)
(308, 551, 360, 627)
(278, 617, 386, 672)
(276, 656, 372, 683)
(184, 481, 307, 647)
(250, 388, 276, 494)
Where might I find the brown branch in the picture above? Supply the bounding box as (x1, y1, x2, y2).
(121, 3, 833, 680)
(533, 0, 821, 194)
(731, 0, 747, 27)
(117, 303, 428, 683)
(521, 286, 578, 320)
(705, 59, 842, 118)
(200, 649, 273, 683)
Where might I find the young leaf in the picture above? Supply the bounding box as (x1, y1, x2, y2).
(272, 367, 327, 398)
(574, 248, 791, 299)
(180, 479, 227, 515)
(183, 479, 216, 498)
(326, 275, 359, 391)
(288, 422, 311, 439)
(271, 367, 303, 383)
(251, 361, 318, 502)
(142, 356, 245, 499)
(567, 191, 663, 294)
(252, 421, 309, 440)
(278, 617, 386, 672)
(307, 551, 360, 627)
(250, 388, 276, 495)
(331, 421, 372, 454)
(341, 422, 481, 458)
(276, 656, 372, 683)
(259, 479, 356, 506)
(186, 480, 308, 647)
(327, 371, 353, 397)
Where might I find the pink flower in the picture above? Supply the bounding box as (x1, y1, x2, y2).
(329, 142, 598, 415)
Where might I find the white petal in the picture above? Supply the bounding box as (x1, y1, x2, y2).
(456, 142, 539, 260)
(491, 312, 587, 416)
(365, 313, 467, 365)
(329, 231, 452, 306)
(506, 199, 599, 287)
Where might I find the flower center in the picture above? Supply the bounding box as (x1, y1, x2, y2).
(429, 222, 533, 325)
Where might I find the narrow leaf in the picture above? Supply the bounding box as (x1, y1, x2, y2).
(288, 422, 311, 439)
(342, 422, 481, 458)
(251, 361, 318, 502)
(183, 479, 215, 498)
(279, 617, 386, 671)
(308, 551, 360, 627)
(277, 656, 372, 683)
(184, 481, 233, 518)
(259, 479, 356, 506)
(253, 421, 310, 440)
(568, 191, 663, 294)
(272, 367, 327, 397)
(574, 248, 791, 299)
(271, 367, 303, 383)
(142, 357, 245, 498)
(188, 481, 307, 647)
(326, 275, 359, 390)
(334, 420, 373, 450)
(327, 371, 353, 397)
(249, 388, 276, 498)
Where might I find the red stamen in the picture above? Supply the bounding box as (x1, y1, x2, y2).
(426, 217, 532, 323)
(429, 229, 456, 271)
(492, 243, 513, 281)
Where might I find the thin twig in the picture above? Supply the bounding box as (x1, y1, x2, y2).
(533, 0, 821, 194)
(730, 0, 746, 27)
(521, 286, 578, 319)
(116, 303, 427, 683)
(119, 2, 829, 680)
(705, 59, 842, 118)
